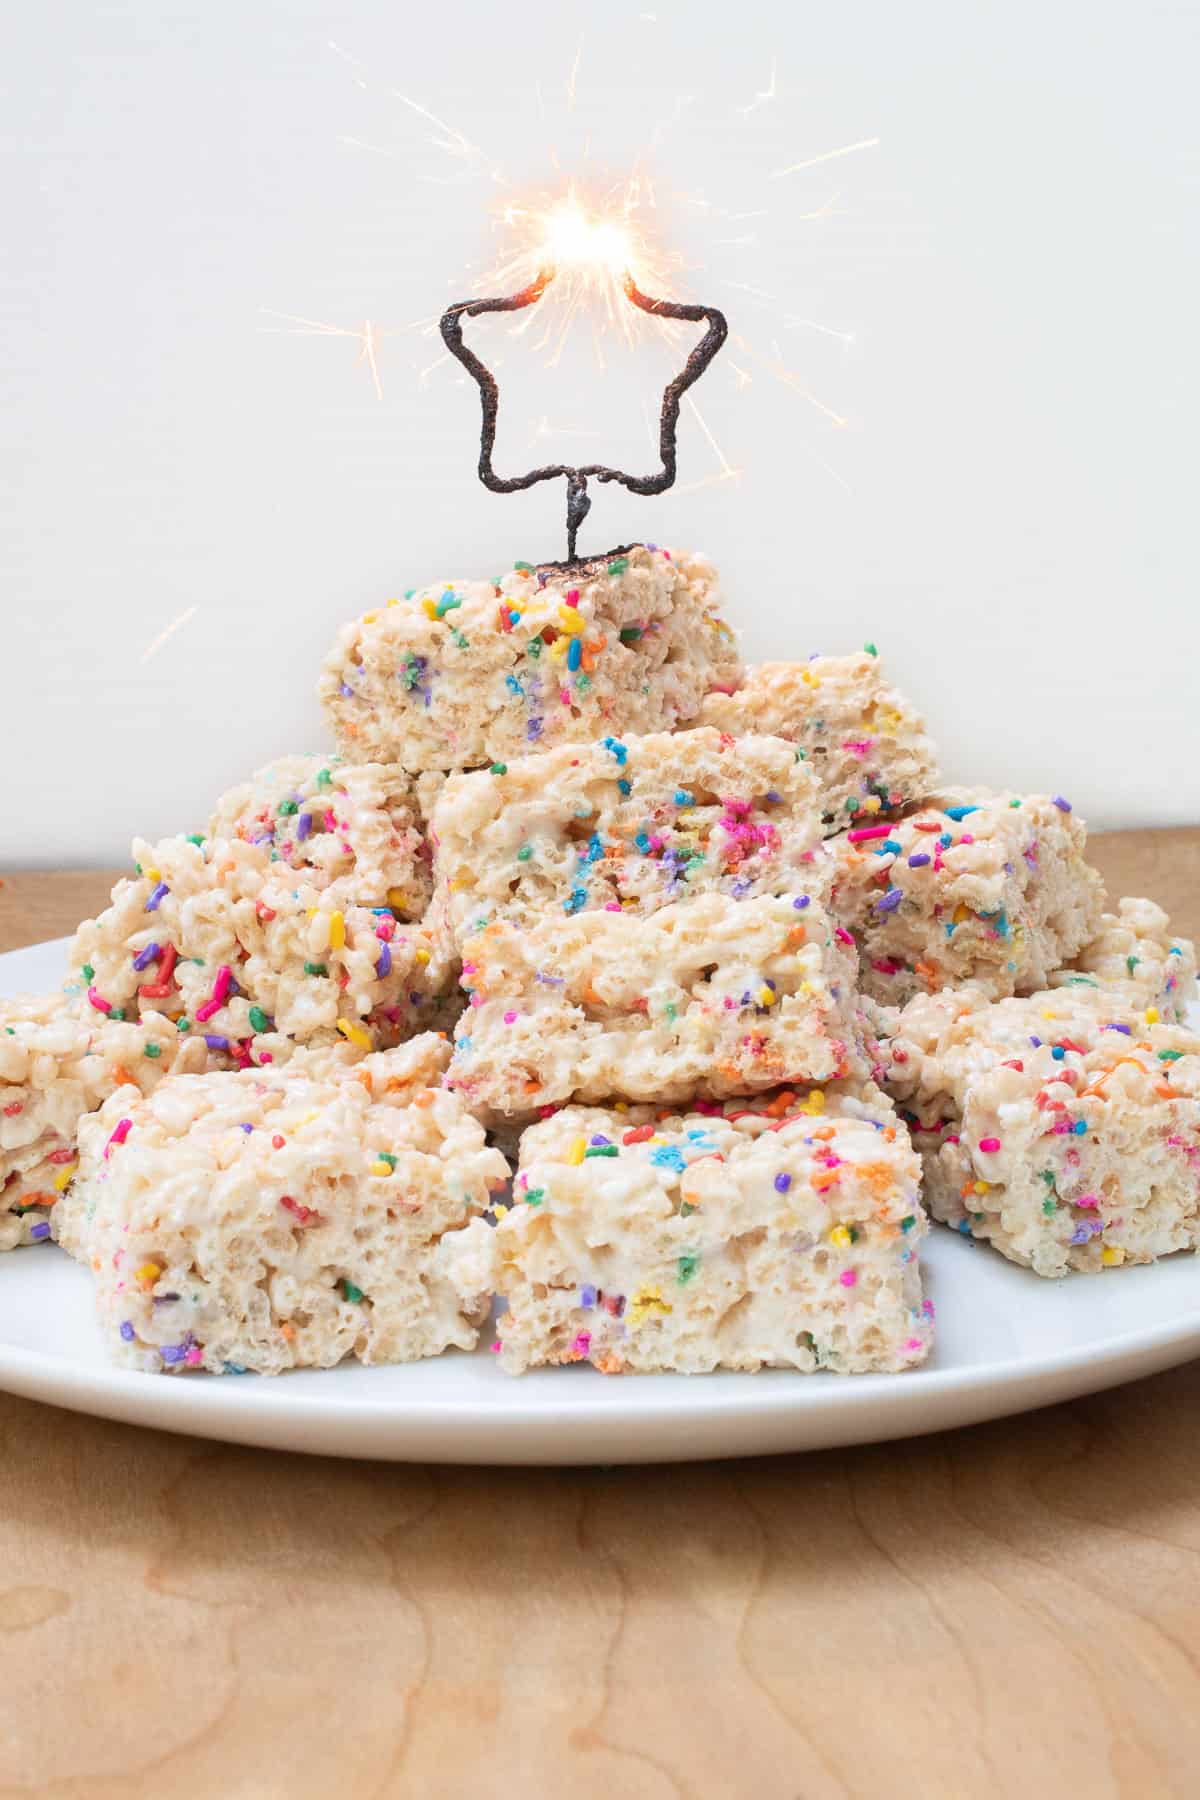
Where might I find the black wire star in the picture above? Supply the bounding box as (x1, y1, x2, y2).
(439, 270, 728, 563)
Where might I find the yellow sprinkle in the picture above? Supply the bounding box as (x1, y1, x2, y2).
(801, 1090, 826, 1115)
(145, 867, 161, 882)
(135, 1262, 162, 1288)
(557, 606, 585, 635)
(1040, 1008, 1058, 1020)
(414, 948, 430, 965)
(492, 1201, 509, 1218)
(362, 611, 378, 625)
(386, 597, 399, 608)
(369, 1158, 393, 1177)
(337, 1019, 372, 1051)
(801, 668, 818, 687)
(629, 1283, 672, 1325)
(1145, 1007, 1160, 1025)
(952, 904, 972, 924)
(549, 636, 568, 661)
(973, 1180, 990, 1195)
(421, 597, 438, 619)
(53, 1162, 78, 1192)
(329, 911, 346, 951)
(567, 1136, 587, 1166)
(386, 887, 409, 910)
(757, 985, 777, 1007)
(862, 795, 882, 814)
(879, 709, 904, 733)
(829, 1224, 853, 1249)
(1102, 1245, 1126, 1266)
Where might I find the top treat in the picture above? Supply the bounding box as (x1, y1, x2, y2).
(1049, 896, 1197, 1024)
(209, 753, 433, 914)
(830, 788, 1104, 1006)
(319, 544, 741, 771)
(429, 727, 824, 943)
(697, 651, 939, 835)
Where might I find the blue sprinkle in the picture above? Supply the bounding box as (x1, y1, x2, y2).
(567, 638, 582, 672)
(1051, 1046, 1066, 1061)
(563, 888, 588, 915)
(674, 789, 693, 806)
(617, 778, 631, 795)
(878, 839, 903, 855)
(602, 737, 628, 766)
(939, 833, 953, 849)
(505, 672, 524, 697)
(650, 1145, 687, 1173)
(1074, 1120, 1087, 1135)
(944, 805, 979, 821)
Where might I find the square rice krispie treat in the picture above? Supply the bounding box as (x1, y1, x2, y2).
(68, 836, 452, 1065)
(55, 1036, 509, 1374)
(1049, 896, 1197, 1024)
(429, 727, 824, 946)
(447, 889, 861, 1115)
(697, 651, 939, 834)
(830, 789, 1103, 1006)
(209, 752, 433, 914)
(1, 995, 207, 1251)
(319, 544, 741, 772)
(450, 1085, 932, 1374)
(879, 986, 1200, 1276)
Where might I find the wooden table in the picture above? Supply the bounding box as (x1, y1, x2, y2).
(2, 832, 1198, 1800)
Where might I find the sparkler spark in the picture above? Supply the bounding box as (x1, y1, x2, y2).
(258, 310, 399, 397)
(737, 59, 778, 117)
(139, 607, 198, 667)
(770, 137, 880, 179)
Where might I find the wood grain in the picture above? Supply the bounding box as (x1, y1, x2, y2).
(0, 834, 1198, 1800)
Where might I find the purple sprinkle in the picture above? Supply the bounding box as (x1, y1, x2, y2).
(29, 1221, 51, 1241)
(119, 1321, 136, 1342)
(340, 683, 355, 698)
(793, 895, 811, 910)
(296, 812, 314, 842)
(144, 881, 169, 912)
(1052, 795, 1072, 812)
(204, 1034, 230, 1051)
(132, 941, 162, 971)
(590, 1134, 612, 1147)
(159, 1343, 189, 1365)
(876, 888, 903, 914)
(376, 943, 392, 978)
(1104, 1022, 1133, 1035)
(774, 1173, 792, 1193)
(239, 1123, 254, 1133)
(535, 972, 566, 987)
(580, 1285, 598, 1309)
(1029, 1035, 1042, 1047)
(527, 717, 544, 741)
(907, 853, 931, 868)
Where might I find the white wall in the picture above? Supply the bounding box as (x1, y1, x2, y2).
(3, 0, 1198, 866)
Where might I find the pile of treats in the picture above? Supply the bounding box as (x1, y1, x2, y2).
(4, 543, 1196, 1379)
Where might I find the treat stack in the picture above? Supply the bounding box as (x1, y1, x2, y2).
(3, 539, 1196, 1381)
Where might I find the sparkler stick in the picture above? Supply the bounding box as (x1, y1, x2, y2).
(439, 265, 728, 562)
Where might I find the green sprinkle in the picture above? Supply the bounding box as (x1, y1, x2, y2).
(1043, 1198, 1057, 1216)
(176, 1018, 190, 1032)
(143, 1043, 162, 1059)
(513, 560, 535, 573)
(316, 768, 332, 788)
(516, 845, 533, 862)
(523, 1187, 545, 1206)
(185, 833, 205, 847)
(664, 1001, 677, 1023)
(376, 1151, 398, 1169)
(342, 1281, 365, 1304)
(900, 1215, 916, 1232)
(248, 1006, 270, 1034)
(303, 962, 328, 977)
(575, 673, 592, 691)
(82, 963, 95, 982)
(451, 629, 470, 649)
(526, 637, 543, 658)
(404, 587, 416, 600)
(435, 594, 462, 618)
(277, 800, 299, 817)
(863, 640, 878, 656)
(1009, 798, 1022, 807)
(607, 557, 629, 576)
(846, 797, 861, 813)
(1126, 955, 1140, 975)
(134, 863, 142, 875)
(1159, 1049, 1184, 1062)
(677, 1253, 699, 1284)
(490, 762, 507, 776)
(795, 748, 807, 761)
(585, 1145, 619, 1158)
(619, 626, 643, 643)
(680, 1201, 697, 1218)
(109, 1009, 126, 1022)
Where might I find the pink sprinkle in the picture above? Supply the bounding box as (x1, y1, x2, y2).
(185, 1345, 203, 1366)
(960, 833, 975, 845)
(503, 1010, 518, 1024)
(943, 1133, 961, 1145)
(87, 986, 112, 1014)
(842, 739, 875, 759)
(572, 1331, 592, 1357)
(905, 1336, 925, 1351)
(104, 1118, 132, 1158)
(707, 681, 738, 696)
(375, 917, 395, 942)
(560, 689, 572, 705)
(835, 927, 855, 946)
(490, 1339, 502, 1353)
(839, 1269, 858, 1288)
(195, 963, 234, 1023)
(847, 824, 892, 843)
(1076, 1194, 1100, 1209)
(604, 901, 621, 911)
(470, 993, 485, 1008)
(565, 588, 580, 606)
(871, 958, 903, 975)
(978, 1136, 1001, 1152)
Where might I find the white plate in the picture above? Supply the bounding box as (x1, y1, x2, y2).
(2, 937, 1198, 1464)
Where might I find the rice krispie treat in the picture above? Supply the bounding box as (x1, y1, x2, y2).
(69, 836, 451, 1065)
(697, 651, 939, 835)
(452, 1085, 932, 1374)
(319, 544, 741, 771)
(1049, 896, 1197, 1024)
(879, 986, 1200, 1276)
(56, 1036, 508, 1374)
(429, 727, 824, 945)
(447, 890, 861, 1115)
(830, 789, 1103, 1006)
(209, 753, 432, 915)
(1, 995, 207, 1251)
